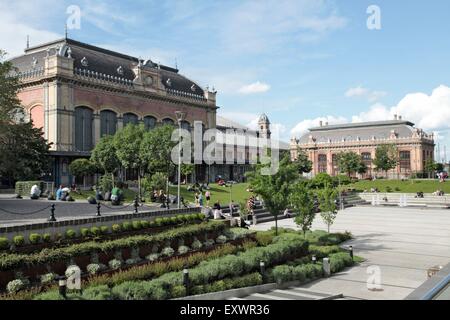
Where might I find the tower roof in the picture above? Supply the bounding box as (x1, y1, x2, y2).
(258, 113, 270, 124)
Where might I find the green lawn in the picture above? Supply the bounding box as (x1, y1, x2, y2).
(169, 183, 252, 205)
(347, 179, 450, 193)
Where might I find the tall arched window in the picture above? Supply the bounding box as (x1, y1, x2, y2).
(123, 113, 139, 127)
(74, 107, 93, 151)
(181, 120, 191, 132)
(143, 116, 157, 130)
(318, 154, 327, 173)
(100, 110, 117, 136)
(162, 118, 175, 126)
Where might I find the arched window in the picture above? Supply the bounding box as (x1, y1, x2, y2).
(162, 118, 175, 126)
(123, 113, 139, 127)
(181, 120, 191, 132)
(74, 107, 93, 151)
(100, 110, 117, 136)
(143, 116, 157, 130)
(30, 105, 44, 130)
(318, 154, 327, 173)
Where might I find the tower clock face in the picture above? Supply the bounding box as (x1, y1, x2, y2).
(145, 76, 153, 86)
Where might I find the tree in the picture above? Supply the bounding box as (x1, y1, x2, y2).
(318, 185, 338, 233)
(181, 163, 195, 183)
(0, 121, 51, 186)
(0, 50, 22, 123)
(424, 159, 438, 178)
(336, 151, 367, 177)
(293, 149, 312, 175)
(90, 135, 120, 187)
(140, 125, 177, 196)
(69, 158, 96, 188)
(373, 144, 398, 177)
(309, 172, 333, 189)
(290, 182, 316, 238)
(246, 154, 299, 235)
(113, 123, 146, 198)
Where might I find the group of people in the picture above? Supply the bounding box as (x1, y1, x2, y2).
(194, 190, 211, 207)
(437, 172, 448, 183)
(433, 189, 445, 196)
(56, 185, 72, 201)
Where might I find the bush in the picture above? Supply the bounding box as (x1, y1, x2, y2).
(13, 235, 25, 247)
(112, 224, 121, 233)
(87, 263, 106, 275)
(178, 246, 190, 255)
(126, 258, 142, 265)
(42, 233, 52, 243)
(203, 239, 215, 248)
(0, 237, 9, 250)
(309, 245, 341, 259)
(316, 232, 352, 246)
(28, 233, 41, 244)
(108, 259, 122, 270)
(122, 222, 133, 231)
(82, 285, 112, 300)
(161, 247, 175, 258)
(111, 280, 168, 300)
(216, 235, 227, 244)
(271, 263, 323, 284)
(329, 252, 354, 273)
(191, 239, 202, 250)
(7, 279, 28, 293)
(65, 229, 76, 239)
(255, 231, 274, 246)
(100, 226, 109, 235)
(15, 181, 43, 197)
(385, 186, 393, 193)
(40, 273, 58, 284)
(145, 253, 160, 262)
(170, 285, 186, 298)
(141, 221, 149, 229)
(132, 221, 142, 230)
(80, 228, 90, 238)
(162, 217, 171, 226)
(90, 227, 101, 237)
(154, 218, 163, 227)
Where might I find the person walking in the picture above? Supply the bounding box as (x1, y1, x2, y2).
(205, 190, 211, 206)
(199, 192, 204, 207)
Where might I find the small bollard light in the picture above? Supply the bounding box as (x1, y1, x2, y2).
(183, 269, 190, 296)
(48, 204, 56, 222)
(323, 258, 331, 277)
(58, 276, 67, 299)
(349, 246, 354, 261)
(312, 255, 317, 264)
(260, 261, 266, 282)
(96, 203, 101, 217)
(134, 196, 139, 214)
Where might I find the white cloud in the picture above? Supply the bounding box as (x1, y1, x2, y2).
(351, 103, 393, 123)
(238, 81, 271, 95)
(345, 86, 387, 103)
(291, 115, 347, 138)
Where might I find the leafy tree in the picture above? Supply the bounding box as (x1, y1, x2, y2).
(113, 124, 146, 198)
(0, 50, 22, 123)
(318, 185, 338, 233)
(309, 172, 333, 189)
(181, 163, 195, 183)
(373, 144, 398, 177)
(140, 125, 177, 196)
(246, 154, 299, 235)
(90, 135, 120, 187)
(424, 159, 438, 178)
(0, 121, 51, 186)
(69, 158, 96, 188)
(293, 148, 312, 174)
(290, 182, 316, 238)
(336, 151, 367, 177)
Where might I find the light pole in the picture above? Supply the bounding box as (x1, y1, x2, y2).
(175, 111, 186, 209)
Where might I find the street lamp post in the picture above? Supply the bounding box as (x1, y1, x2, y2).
(175, 111, 186, 209)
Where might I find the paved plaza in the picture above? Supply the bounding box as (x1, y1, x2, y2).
(251, 206, 450, 300)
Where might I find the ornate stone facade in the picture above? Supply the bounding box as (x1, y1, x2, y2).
(290, 117, 435, 179)
(11, 38, 217, 185)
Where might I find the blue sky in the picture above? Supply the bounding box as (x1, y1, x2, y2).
(1, 0, 450, 161)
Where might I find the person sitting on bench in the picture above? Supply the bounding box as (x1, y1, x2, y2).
(30, 184, 41, 200)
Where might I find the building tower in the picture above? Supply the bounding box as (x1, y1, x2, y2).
(258, 113, 271, 139)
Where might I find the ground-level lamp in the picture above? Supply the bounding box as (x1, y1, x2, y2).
(260, 261, 266, 282)
(175, 111, 186, 209)
(349, 246, 354, 261)
(183, 268, 190, 296)
(312, 255, 317, 264)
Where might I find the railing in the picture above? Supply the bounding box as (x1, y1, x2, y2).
(166, 88, 207, 102)
(73, 67, 134, 88)
(17, 67, 45, 80)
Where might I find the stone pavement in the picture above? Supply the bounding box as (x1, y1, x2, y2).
(250, 206, 450, 300)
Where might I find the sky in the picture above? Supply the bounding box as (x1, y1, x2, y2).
(1, 0, 450, 161)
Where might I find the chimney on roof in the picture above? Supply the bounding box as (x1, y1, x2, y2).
(325, 122, 329, 126)
(399, 115, 402, 120)
(394, 114, 398, 120)
(319, 121, 323, 127)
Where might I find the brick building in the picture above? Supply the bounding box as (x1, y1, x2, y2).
(290, 117, 435, 179)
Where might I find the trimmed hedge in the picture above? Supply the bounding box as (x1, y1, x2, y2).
(0, 221, 226, 272)
(15, 181, 43, 197)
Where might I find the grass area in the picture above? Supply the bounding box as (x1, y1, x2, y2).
(169, 183, 251, 205)
(347, 179, 450, 193)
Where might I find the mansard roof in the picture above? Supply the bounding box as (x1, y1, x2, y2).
(298, 120, 421, 144)
(9, 38, 204, 96)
